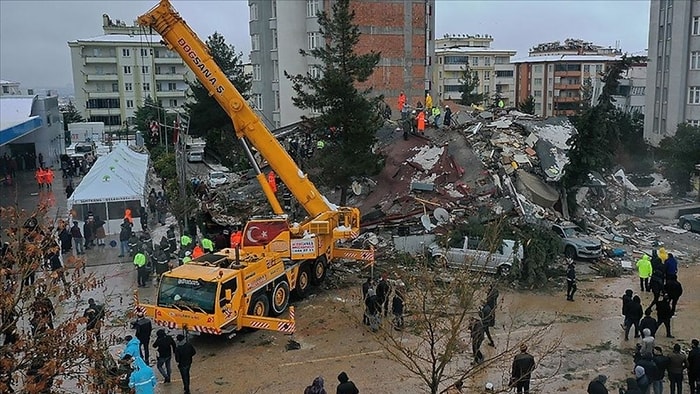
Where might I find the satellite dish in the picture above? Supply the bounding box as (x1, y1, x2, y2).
(433, 208, 450, 224)
(351, 181, 362, 196)
(420, 214, 435, 231)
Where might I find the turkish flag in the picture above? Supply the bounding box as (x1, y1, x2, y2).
(242, 221, 288, 247)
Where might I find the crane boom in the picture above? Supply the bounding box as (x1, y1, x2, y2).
(138, 0, 332, 217)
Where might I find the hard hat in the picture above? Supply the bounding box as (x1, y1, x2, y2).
(185, 251, 191, 256)
(411, 110, 416, 114)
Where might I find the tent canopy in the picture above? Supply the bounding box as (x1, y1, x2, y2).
(68, 144, 149, 205)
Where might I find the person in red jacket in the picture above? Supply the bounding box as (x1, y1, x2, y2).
(191, 244, 204, 259)
(416, 110, 425, 135)
(267, 171, 277, 193)
(230, 230, 242, 249)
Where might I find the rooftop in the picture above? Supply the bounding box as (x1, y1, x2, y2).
(511, 54, 623, 64)
(69, 34, 163, 44)
(0, 96, 42, 146)
(436, 47, 517, 54)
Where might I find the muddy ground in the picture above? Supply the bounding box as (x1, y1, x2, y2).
(127, 253, 699, 394)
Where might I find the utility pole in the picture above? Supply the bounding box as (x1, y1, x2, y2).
(174, 113, 190, 233)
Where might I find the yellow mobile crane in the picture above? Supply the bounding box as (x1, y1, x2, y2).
(135, 0, 374, 337)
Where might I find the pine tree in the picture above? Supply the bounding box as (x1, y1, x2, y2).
(458, 64, 484, 106)
(579, 77, 593, 111)
(286, 0, 383, 205)
(134, 95, 173, 148)
(518, 95, 536, 115)
(61, 101, 84, 132)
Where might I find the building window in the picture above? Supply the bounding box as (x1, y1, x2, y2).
(471, 57, 479, 66)
(253, 64, 262, 81)
(123, 66, 132, 74)
(688, 120, 700, 127)
(126, 100, 134, 108)
(484, 57, 491, 66)
(688, 86, 700, 104)
(694, 17, 700, 35)
(168, 82, 177, 91)
(307, 32, 321, 50)
(111, 83, 119, 92)
(249, 3, 258, 20)
(533, 65, 543, 73)
(583, 65, 590, 73)
(438, 71, 442, 79)
(534, 78, 542, 86)
(141, 66, 149, 74)
(535, 103, 542, 112)
(444, 55, 469, 65)
(274, 90, 280, 111)
(155, 66, 161, 75)
(140, 48, 150, 57)
(631, 86, 646, 95)
(595, 64, 603, 73)
(270, 0, 277, 18)
(143, 83, 150, 91)
(495, 56, 508, 65)
(122, 48, 130, 57)
(483, 71, 490, 80)
(272, 29, 278, 50)
(534, 90, 542, 97)
(253, 93, 263, 110)
(169, 99, 178, 107)
(308, 65, 322, 79)
(307, 0, 320, 17)
(156, 83, 162, 92)
(124, 82, 132, 91)
(666, 23, 672, 40)
(251, 34, 260, 51)
(691, 52, 700, 70)
(483, 85, 490, 94)
(495, 70, 513, 78)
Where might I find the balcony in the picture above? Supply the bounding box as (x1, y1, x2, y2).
(154, 57, 182, 64)
(553, 70, 581, 77)
(553, 83, 580, 90)
(84, 91, 119, 99)
(155, 73, 185, 81)
(553, 96, 580, 103)
(443, 64, 467, 72)
(86, 108, 119, 116)
(85, 56, 117, 64)
(156, 90, 187, 98)
(86, 74, 119, 82)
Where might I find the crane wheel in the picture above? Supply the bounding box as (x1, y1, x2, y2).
(271, 281, 290, 316)
(293, 267, 310, 298)
(311, 258, 327, 285)
(248, 293, 269, 317)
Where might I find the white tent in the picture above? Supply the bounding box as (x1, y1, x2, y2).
(67, 144, 149, 234)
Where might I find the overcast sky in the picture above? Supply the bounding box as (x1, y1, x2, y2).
(0, 0, 650, 91)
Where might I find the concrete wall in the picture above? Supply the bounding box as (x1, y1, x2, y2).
(392, 233, 435, 255)
(12, 95, 65, 168)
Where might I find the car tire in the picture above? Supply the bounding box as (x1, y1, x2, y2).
(682, 221, 692, 231)
(564, 246, 577, 259)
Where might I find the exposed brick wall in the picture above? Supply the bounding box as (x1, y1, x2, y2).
(351, 2, 405, 28)
(357, 35, 406, 58)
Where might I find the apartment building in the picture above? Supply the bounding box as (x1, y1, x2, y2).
(1, 80, 22, 96)
(68, 15, 192, 132)
(607, 58, 647, 115)
(248, 0, 435, 127)
(434, 35, 516, 107)
(644, 0, 700, 145)
(512, 39, 622, 117)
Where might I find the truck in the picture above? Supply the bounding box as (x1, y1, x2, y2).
(427, 237, 523, 277)
(135, 0, 373, 337)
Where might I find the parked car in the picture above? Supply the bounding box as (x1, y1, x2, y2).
(678, 214, 700, 233)
(427, 237, 523, 276)
(551, 222, 602, 260)
(207, 171, 228, 188)
(187, 151, 204, 163)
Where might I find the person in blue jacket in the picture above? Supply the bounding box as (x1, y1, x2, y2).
(121, 335, 142, 359)
(125, 354, 157, 394)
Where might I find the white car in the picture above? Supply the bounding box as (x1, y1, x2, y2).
(207, 171, 228, 188)
(187, 151, 204, 162)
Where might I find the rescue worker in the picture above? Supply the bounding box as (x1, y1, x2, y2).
(636, 254, 652, 292)
(124, 208, 134, 225)
(398, 90, 407, 120)
(45, 168, 54, 190)
(416, 110, 426, 135)
(154, 246, 170, 278)
(179, 232, 192, 254)
(35, 167, 44, 189)
(191, 243, 204, 259)
(128, 232, 140, 257)
(159, 236, 170, 257)
(125, 354, 157, 394)
(431, 106, 442, 128)
(443, 105, 452, 127)
(166, 225, 177, 255)
(182, 250, 192, 264)
(230, 228, 242, 249)
(425, 92, 433, 111)
(134, 251, 148, 287)
(201, 236, 214, 253)
(268, 171, 277, 193)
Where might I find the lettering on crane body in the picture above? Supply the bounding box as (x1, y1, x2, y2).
(177, 37, 224, 94)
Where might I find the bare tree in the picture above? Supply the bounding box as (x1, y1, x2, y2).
(0, 206, 121, 393)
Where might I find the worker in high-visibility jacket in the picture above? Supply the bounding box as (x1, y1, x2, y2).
(230, 230, 242, 249)
(134, 251, 148, 287)
(180, 233, 192, 253)
(431, 106, 441, 128)
(201, 237, 214, 253)
(191, 244, 204, 259)
(268, 171, 277, 193)
(425, 93, 433, 111)
(182, 250, 192, 264)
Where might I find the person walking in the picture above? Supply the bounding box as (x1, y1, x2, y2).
(364, 288, 380, 332)
(376, 272, 391, 317)
(166, 225, 177, 255)
(566, 262, 577, 301)
(83, 216, 95, 250)
(174, 334, 196, 394)
(510, 343, 536, 394)
(669, 343, 688, 394)
(152, 329, 176, 383)
(139, 206, 148, 232)
(469, 317, 485, 365)
(652, 346, 671, 394)
(656, 293, 674, 338)
(587, 374, 609, 394)
(443, 105, 452, 127)
(665, 253, 679, 278)
(336, 371, 359, 394)
(480, 302, 496, 347)
(70, 221, 84, 255)
(416, 110, 426, 135)
(304, 376, 327, 394)
(634, 365, 651, 394)
(94, 216, 106, 247)
(124, 354, 157, 394)
(621, 289, 634, 330)
(361, 277, 372, 325)
(639, 310, 658, 338)
(636, 254, 652, 292)
(431, 106, 442, 128)
(84, 298, 104, 342)
(119, 219, 131, 258)
(688, 339, 700, 394)
(664, 274, 683, 316)
(134, 251, 148, 287)
(132, 311, 153, 364)
(58, 223, 72, 254)
(392, 287, 405, 330)
(624, 295, 644, 341)
(398, 90, 407, 120)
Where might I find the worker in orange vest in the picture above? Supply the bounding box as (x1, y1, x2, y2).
(35, 168, 44, 189)
(124, 208, 133, 225)
(45, 168, 54, 190)
(417, 110, 426, 135)
(230, 229, 242, 249)
(267, 171, 277, 193)
(191, 243, 204, 259)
